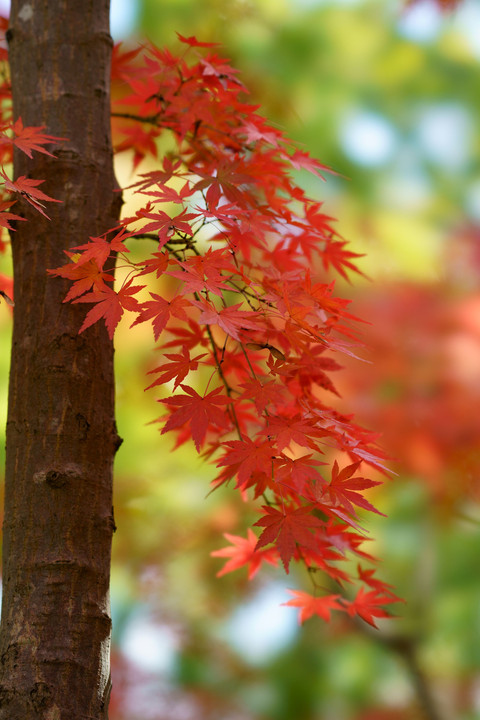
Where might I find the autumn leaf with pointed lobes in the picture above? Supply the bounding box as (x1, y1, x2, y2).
(285, 148, 335, 180)
(49, 256, 113, 302)
(238, 378, 286, 414)
(0, 117, 66, 158)
(275, 454, 327, 495)
(126, 158, 183, 194)
(319, 461, 385, 518)
(115, 124, 158, 169)
(161, 318, 209, 352)
(347, 586, 402, 628)
(254, 505, 324, 572)
(135, 250, 170, 280)
(167, 247, 237, 298)
(211, 529, 278, 580)
(215, 437, 277, 490)
(322, 237, 366, 282)
(73, 278, 145, 339)
(160, 384, 230, 452)
(260, 413, 326, 453)
(134, 206, 199, 248)
(283, 590, 342, 624)
(130, 293, 191, 341)
(0, 171, 62, 218)
(146, 346, 207, 391)
(193, 158, 252, 208)
(138, 181, 194, 205)
(67, 226, 131, 271)
(0, 199, 25, 232)
(194, 301, 261, 342)
(111, 43, 143, 82)
(357, 566, 398, 597)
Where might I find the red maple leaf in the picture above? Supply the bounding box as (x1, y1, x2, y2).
(347, 587, 401, 629)
(254, 505, 323, 572)
(0, 170, 61, 218)
(195, 301, 260, 341)
(238, 378, 285, 413)
(70, 227, 131, 269)
(9, 117, 65, 158)
(135, 206, 198, 247)
(115, 124, 158, 169)
(51, 256, 113, 302)
(211, 529, 278, 580)
(320, 461, 384, 518)
(146, 346, 207, 391)
(282, 590, 342, 623)
(216, 438, 277, 489)
(167, 247, 235, 298)
(73, 278, 144, 338)
(176, 33, 221, 49)
(131, 293, 191, 341)
(0, 199, 25, 231)
(160, 384, 230, 451)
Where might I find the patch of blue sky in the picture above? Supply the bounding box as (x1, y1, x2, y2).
(415, 103, 473, 170)
(223, 582, 299, 664)
(340, 110, 397, 167)
(396, 0, 444, 42)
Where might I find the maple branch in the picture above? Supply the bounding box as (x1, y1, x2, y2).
(203, 324, 244, 439)
(111, 111, 162, 125)
(357, 625, 446, 720)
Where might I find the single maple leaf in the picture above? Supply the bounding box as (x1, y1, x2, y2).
(216, 438, 277, 489)
(322, 237, 366, 281)
(238, 378, 285, 414)
(357, 566, 398, 596)
(0, 199, 25, 231)
(275, 454, 327, 495)
(258, 414, 321, 452)
(282, 590, 342, 623)
(9, 117, 65, 158)
(136, 206, 198, 247)
(115, 124, 159, 169)
(320, 460, 385, 518)
(58, 258, 113, 302)
(73, 278, 144, 338)
(254, 505, 323, 572)
(160, 384, 230, 451)
(211, 529, 278, 580)
(176, 33, 221, 49)
(161, 318, 209, 351)
(130, 293, 191, 341)
(287, 148, 334, 179)
(347, 587, 400, 628)
(194, 301, 260, 341)
(146, 346, 207, 391)
(0, 170, 61, 218)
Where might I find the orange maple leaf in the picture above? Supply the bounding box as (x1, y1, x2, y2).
(211, 529, 278, 580)
(283, 590, 342, 623)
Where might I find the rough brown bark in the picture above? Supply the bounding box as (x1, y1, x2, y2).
(0, 2, 121, 718)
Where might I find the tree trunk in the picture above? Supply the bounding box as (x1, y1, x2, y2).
(0, 2, 121, 718)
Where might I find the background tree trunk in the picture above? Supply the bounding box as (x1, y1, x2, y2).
(0, 2, 121, 718)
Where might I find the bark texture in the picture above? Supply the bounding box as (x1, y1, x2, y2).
(0, 2, 121, 718)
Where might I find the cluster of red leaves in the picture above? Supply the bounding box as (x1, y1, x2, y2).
(47, 35, 399, 625)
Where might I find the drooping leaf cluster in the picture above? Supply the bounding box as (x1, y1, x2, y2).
(1, 30, 400, 625)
